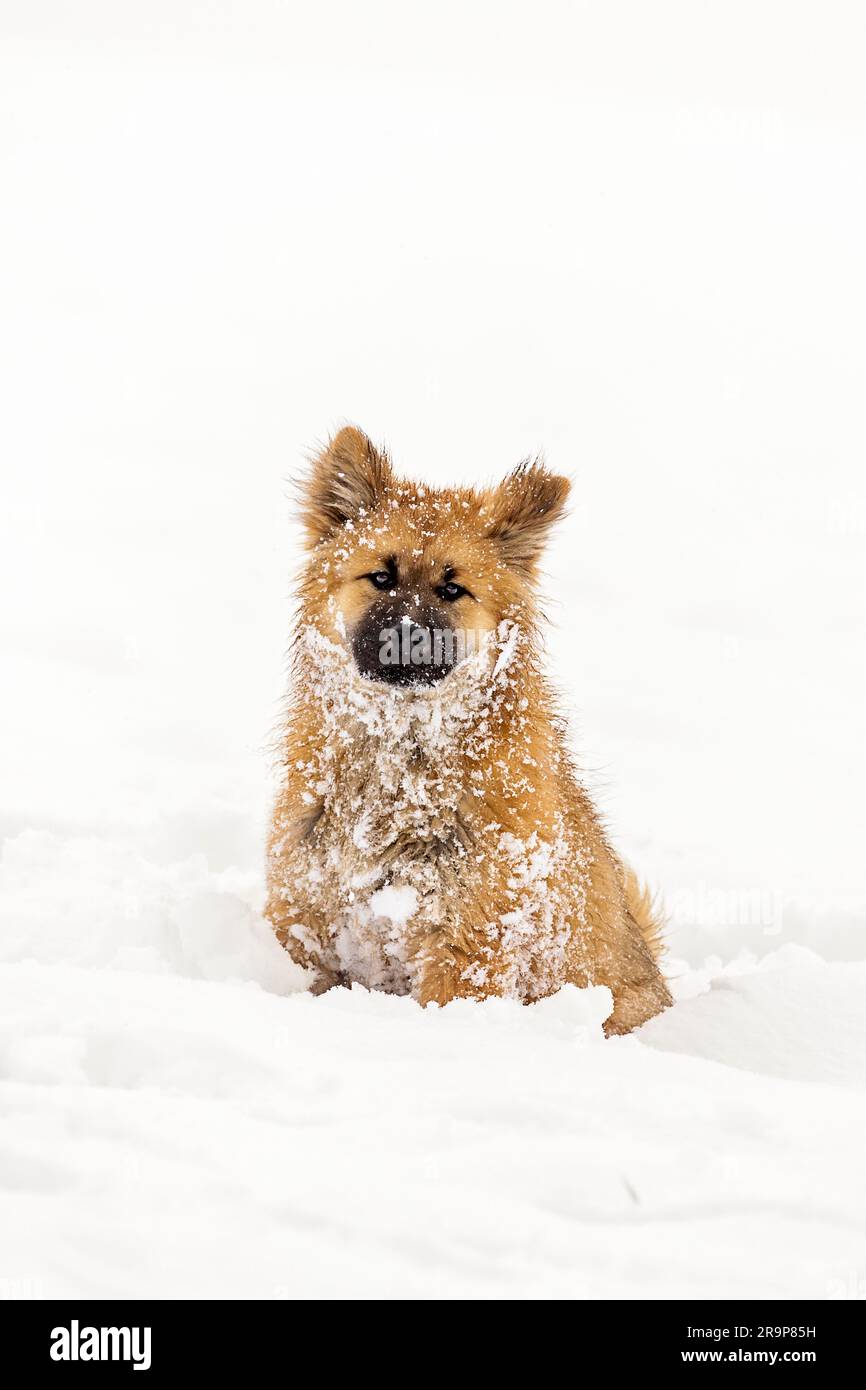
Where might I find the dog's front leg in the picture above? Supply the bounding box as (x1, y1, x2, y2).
(414, 954, 478, 1007)
(266, 894, 343, 996)
(412, 931, 503, 1008)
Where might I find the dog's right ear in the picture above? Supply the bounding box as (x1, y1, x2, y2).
(299, 427, 393, 546)
(486, 459, 571, 578)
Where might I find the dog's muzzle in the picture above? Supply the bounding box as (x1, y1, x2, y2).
(352, 605, 456, 686)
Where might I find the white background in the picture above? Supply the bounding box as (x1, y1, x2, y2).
(1, 3, 865, 1299)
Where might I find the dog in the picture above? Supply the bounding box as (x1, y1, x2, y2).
(266, 426, 672, 1035)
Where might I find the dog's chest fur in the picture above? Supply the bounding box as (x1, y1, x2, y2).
(289, 637, 493, 992)
(274, 626, 590, 1001)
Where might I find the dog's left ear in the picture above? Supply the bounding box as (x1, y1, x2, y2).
(486, 460, 571, 576)
(299, 426, 393, 546)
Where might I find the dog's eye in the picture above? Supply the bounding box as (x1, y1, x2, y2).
(368, 571, 394, 591)
(439, 581, 468, 602)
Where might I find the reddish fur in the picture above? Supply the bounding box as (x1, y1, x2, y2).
(267, 427, 672, 1035)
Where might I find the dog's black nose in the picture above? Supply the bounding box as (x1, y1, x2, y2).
(353, 616, 456, 686)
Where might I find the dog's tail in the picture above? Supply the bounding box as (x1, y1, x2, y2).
(623, 867, 666, 963)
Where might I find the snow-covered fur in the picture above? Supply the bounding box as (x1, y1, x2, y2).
(267, 426, 672, 1034)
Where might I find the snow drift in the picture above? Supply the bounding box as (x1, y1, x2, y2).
(2, 831, 865, 1299)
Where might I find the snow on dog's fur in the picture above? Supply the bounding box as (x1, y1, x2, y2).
(266, 426, 671, 1034)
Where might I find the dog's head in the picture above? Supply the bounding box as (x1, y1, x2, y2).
(295, 426, 570, 686)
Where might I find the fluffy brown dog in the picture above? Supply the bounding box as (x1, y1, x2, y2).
(266, 426, 672, 1035)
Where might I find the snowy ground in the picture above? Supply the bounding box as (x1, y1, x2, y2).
(2, 4, 865, 1299)
(2, 949, 866, 1299)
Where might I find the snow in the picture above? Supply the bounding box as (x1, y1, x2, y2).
(3, 837, 865, 1300)
(367, 883, 419, 926)
(2, 3, 865, 1299)
(2, 953, 865, 1299)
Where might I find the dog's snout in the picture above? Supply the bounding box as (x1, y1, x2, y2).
(352, 607, 456, 686)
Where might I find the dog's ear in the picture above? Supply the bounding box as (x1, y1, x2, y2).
(486, 460, 570, 576)
(299, 427, 393, 546)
